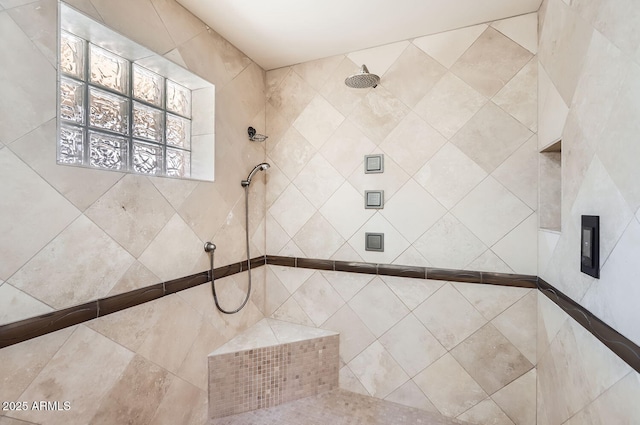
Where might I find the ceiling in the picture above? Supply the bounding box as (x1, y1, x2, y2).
(176, 0, 542, 71)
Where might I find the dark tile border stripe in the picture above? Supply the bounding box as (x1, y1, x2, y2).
(538, 278, 640, 374)
(0, 256, 265, 349)
(426, 268, 483, 284)
(334, 261, 377, 274)
(2, 254, 638, 376)
(0, 302, 98, 348)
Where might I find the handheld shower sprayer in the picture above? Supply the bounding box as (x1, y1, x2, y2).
(206, 162, 271, 315)
(241, 162, 270, 187)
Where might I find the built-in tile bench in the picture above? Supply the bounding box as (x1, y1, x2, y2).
(208, 319, 339, 420)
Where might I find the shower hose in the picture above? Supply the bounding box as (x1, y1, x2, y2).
(208, 185, 252, 314)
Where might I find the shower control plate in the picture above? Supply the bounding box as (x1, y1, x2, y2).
(365, 233, 384, 252)
(364, 154, 384, 173)
(365, 190, 384, 209)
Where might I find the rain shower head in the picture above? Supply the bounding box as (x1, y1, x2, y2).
(345, 64, 380, 89)
(241, 163, 270, 187)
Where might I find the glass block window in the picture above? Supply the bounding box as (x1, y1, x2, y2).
(58, 31, 192, 178)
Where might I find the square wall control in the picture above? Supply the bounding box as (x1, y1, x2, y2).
(364, 154, 384, 173)
(365, 190, 384, 209)
(365, 233, 384, 252)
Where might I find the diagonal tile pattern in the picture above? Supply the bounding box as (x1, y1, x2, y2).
(267, 18, 538, 277)
(260, 19, 543, 425)
(267, 266, 539, 423)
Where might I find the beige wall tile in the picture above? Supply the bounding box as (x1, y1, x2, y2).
(453, 283, 529, 322)
(466, 249, 514, 274)
(268, 69, 315, 124)
(346, 213, 411, 265)
(415, 142, 487, 210)
(379, 112, 446, 176)
(492, 369, 537, 425)
(150, 0, 206, 46)
(176, 320, 226, 390)
(347, 341, 409, 398)
(347, 41, 409, 77)
(269, 184, 316, 238)
(569, 30, 627, 150)
(414, 72, 487, 139)
(322, 304, 376, 363)
(348, 86, 409, 144)
(414, 283, 487, 350)
(137, 214, 202, 279)
(292, 272, 345, 326)
(380, 179, 447, 243)
(457, 398, 515, 425)
(596, 61, 640, 213)
(319, 57, 371, 116)
(90, 0, 175, 54)
(319, 120, 376, 177)
(538, 0, 594, 105)
(292, 154, 344, 209)
(563, 371, 640, 425)
(379, 313, 446, 377)
(451, 323, 533, 395)
(381, 276, 443, 311)
(491, 12, 539, 54)
(9, 119, 125, 211)
(177, 183, 230, 241)
(264, 266, 290, 316)
(271, 296, 315, 327)
(89, 354, 172, 425)
(492, 213, 538, 275)
(293, 213, 345, 259)
(7, 0, 57, 66)
(581, 220, 640, 346)
(0, 148, 79, 282)
(537, 62, 569, 149)
(0, 283, 52, 325)
(413, 24, 487, 69)
(569, 157, 634, 267)
(537, 318, 631, 425)
(293, 55, 344, 92)
(492, 291, 538, 364)
(347, 152, 410, 201)
(414, 353, 488, 417)
(451, 102, 533, 174)
(385, 380, 439, 413)
(414, 213, 487, 270)
(0, 12, 55, 144)
(348, 277, 409, 338)
(492, 135, 538, 211)
(452, 176, 533, 247)
(382, 44, 446, 108)
(493, 57, 538, 132)
(12, 326, 134, 425)
(0, 327, 74, 403)
(148, 375, 207, 425)
(10, 215, 134, 309)
(339, 365, 369, 396)
(268, 127, 316, 180)
(136, 295, 206, 373)
(85, 175, 175, 257)
(322, 270, 374, 302)
(292, 95, 345, 149)
(451, 27, 533, 98)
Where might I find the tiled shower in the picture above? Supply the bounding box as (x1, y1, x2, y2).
(1, 0, 639, 424)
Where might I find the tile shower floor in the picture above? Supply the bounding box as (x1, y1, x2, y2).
(210, 389, 473, 425)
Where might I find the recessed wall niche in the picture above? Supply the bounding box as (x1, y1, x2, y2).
(539, 140, 561, 231)
(58, 2, 216, 181)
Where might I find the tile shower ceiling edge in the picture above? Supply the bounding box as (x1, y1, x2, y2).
(175, 0, 543, 70)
